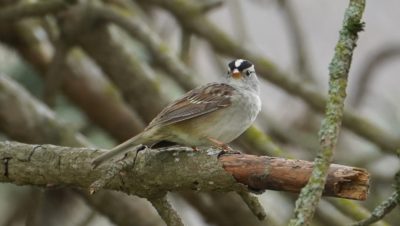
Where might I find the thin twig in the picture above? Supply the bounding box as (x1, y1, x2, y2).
(237, 190, 267, 221)
(182, 192, 273, 226)
(289, 1, 366, 225)
(330, 199, 390, 226)
(278, 0, 315, 81)
(149, 195, 185, 226)
(352, 46, 400, 107)
(351, 191, 399, 226)
(351, 171, 400, 226)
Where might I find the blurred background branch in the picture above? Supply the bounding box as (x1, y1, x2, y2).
(0, 0, 399, 225)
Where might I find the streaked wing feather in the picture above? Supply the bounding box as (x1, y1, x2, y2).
(147, 83, 234, 129)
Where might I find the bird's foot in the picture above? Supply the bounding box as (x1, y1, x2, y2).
(206, 137, 241, 157)
(207, 137, 232, 150)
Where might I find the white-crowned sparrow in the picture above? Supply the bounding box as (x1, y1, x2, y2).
(92, 59, 261, 167)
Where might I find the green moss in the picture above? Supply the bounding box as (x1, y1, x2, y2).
(345, 19, 365, 34)
(289, 1, 366, 225)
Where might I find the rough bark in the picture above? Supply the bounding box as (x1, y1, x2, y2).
(0, 142, 369, 200)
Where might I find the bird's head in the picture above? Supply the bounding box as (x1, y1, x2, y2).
(226, 59, 259, 93)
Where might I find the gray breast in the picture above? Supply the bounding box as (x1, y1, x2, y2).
(210, 89, 261, 142)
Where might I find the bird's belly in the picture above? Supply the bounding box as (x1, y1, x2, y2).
(169, 92, 261, 146)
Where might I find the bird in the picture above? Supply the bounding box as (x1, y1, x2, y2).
(92, 59, 261, 167)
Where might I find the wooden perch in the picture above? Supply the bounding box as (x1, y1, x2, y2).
(0, 142, 369, 200)
(220, 155, 369, 200)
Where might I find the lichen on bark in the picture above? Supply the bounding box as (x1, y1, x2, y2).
(289, 1, 366, 225)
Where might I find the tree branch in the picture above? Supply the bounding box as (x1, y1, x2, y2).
(149, 196, 184, 226)
(0, 74, 162, 226)
(43, 40, 69, 107)
(77, 190, 165, 226)
(237, 190, 267, 221)
(0, 142, 369, 200)
(0, 0, 70, 21)
(0, 16, 145, 142)
(289, 1, 365, 225)
(351, 191, 399, 226)
(351, 171, 400, 226)
(330, 199, 390, 226)
(182, 191, 274, 226)
(0, 74, 89, 147)
(278, 0, 315, 81)
(86, 3, 200, 91)
(352, 45, 400, 107)
(59, 4, 169, 122)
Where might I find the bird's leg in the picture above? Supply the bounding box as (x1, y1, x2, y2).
(206, 137, 233, 152)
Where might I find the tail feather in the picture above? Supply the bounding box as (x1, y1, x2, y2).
(92, 134, 144, 168)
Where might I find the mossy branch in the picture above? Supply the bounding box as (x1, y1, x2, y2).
(289, 1, 366, 225)
(0, 142, 369, 200)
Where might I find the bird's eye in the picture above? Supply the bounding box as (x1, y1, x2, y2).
(245, 70, 251, 76)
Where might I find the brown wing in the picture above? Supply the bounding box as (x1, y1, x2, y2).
(146, 83, 235, 130)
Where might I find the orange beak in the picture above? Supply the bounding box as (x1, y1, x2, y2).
(232, 69, 241, 79)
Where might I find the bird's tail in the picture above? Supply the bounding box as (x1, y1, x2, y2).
(92, 133, 144, 168)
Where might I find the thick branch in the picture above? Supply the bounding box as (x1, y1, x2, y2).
(0, 74, 161, 226)
(221, 154, 369, 200)
(58, 4, 170, 122)
(0, 142, 369, 200)
(0, 17, 145, 141)
(92, 3, 200, 90)
(0, 74, 89, 147)
(0, 0, 69, 21)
